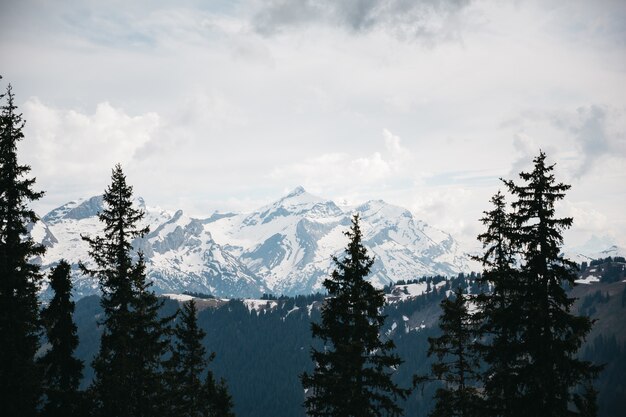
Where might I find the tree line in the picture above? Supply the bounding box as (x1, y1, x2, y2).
(0, 78, 602, 417)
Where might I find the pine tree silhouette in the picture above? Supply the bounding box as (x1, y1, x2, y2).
(301, 214, 409, 417)
(426, 287, 482, 417)
(40, 260, 84, 417)
(202, 364, 236, 417)
(476, 151, 601, 416)
(473, 191, 525, 416)
(166, 299, 234, 417)
(81, 164, 172, 417)
(0, 80, 45, 417)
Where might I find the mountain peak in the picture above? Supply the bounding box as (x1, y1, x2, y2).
(286, 186, 307, 198)
(357, 199, 411, 219)
(277, 186, 323, 206)
(42, 195, 104, 224)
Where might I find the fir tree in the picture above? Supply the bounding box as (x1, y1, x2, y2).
(0, 81, 45, 417)
(301, 214, 409, 417)
(203, 373, 236, 417)
(39, 260, 84, 417)
(499, 151, 600, 416)
(81, 164, 171, 417)
(473, 191, 525, 417)
(128, 251, 173, 416)
(425, 287, 482, 417)
(167, 299, 234, 417)
(572, 382, 598, 417)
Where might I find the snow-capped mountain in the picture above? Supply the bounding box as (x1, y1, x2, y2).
(563, 235, 625, 265)
(34, 196, 267, 299)
(32, 187, 473, 298)
(203, 187, 472, 294)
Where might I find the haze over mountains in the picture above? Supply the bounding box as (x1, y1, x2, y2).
(31, 187, 476, 298)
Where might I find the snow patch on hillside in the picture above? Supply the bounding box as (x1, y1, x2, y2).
(576, 275, 600, 285)
(163, 293, 195, 302)
(244, 299, 278, 312)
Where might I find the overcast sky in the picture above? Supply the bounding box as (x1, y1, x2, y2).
(1, 0, 624, 251)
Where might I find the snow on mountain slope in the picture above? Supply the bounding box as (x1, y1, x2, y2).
(138, 208, 267, 297)
(32, 187, 475, 298)
(563, 235, 626, 265)
(563, 247, 625, 266)
(35, 196, 268, 299)
(203, 187, 472, 295)
(202, 190, 339, 293)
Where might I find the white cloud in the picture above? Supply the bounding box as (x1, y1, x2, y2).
(20, 98, 160, 205)
(502, 105, 626, 181)
(560, 201, 608, 234)
(269, 129, 414, 191)
(2, 0, 624, 251)
(557, 105, 625, 178)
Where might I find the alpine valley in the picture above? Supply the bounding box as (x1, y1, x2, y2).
(30, 187, 475, 299)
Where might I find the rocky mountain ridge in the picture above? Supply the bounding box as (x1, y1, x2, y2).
(31, 187, 477, 298)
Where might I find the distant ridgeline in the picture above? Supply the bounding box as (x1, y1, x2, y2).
(72, 272, 626, 417)
(31, 186, 475, 299)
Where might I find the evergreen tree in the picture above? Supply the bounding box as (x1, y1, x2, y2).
(39, 260, 84, 417)
(202, 373, 236, 417)
(81, 164, 171, 417)
(499, 151, 600, 416)
(425, 287, 482, 417)
(301, 214, 409, 417)
(0, 80, 45, 417)
(572, 382, 598, 417)
(473, 191, 525, 417)
(167, 299, 234, 417)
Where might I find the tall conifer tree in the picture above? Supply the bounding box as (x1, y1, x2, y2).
(425, 287, 482, 417)
(301, 214, 409, 417)
(39, 260, 84, 417)
(0, 81, 45, 417)
(504, 151, 600, 416)
(167, 299, 205, 417)
(202, 376, 235, 417)
(82, 164, 171, 417)
(167, 299, 234, 417)
(127, 251, 173, 416)
(473, 191, 525, 416)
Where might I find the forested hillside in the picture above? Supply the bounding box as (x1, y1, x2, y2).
(72, 275, 626, 417)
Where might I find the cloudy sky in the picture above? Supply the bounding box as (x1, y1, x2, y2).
(1, 0, 625, 251)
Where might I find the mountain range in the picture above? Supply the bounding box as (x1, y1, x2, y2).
(30, 187, 475, 298)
